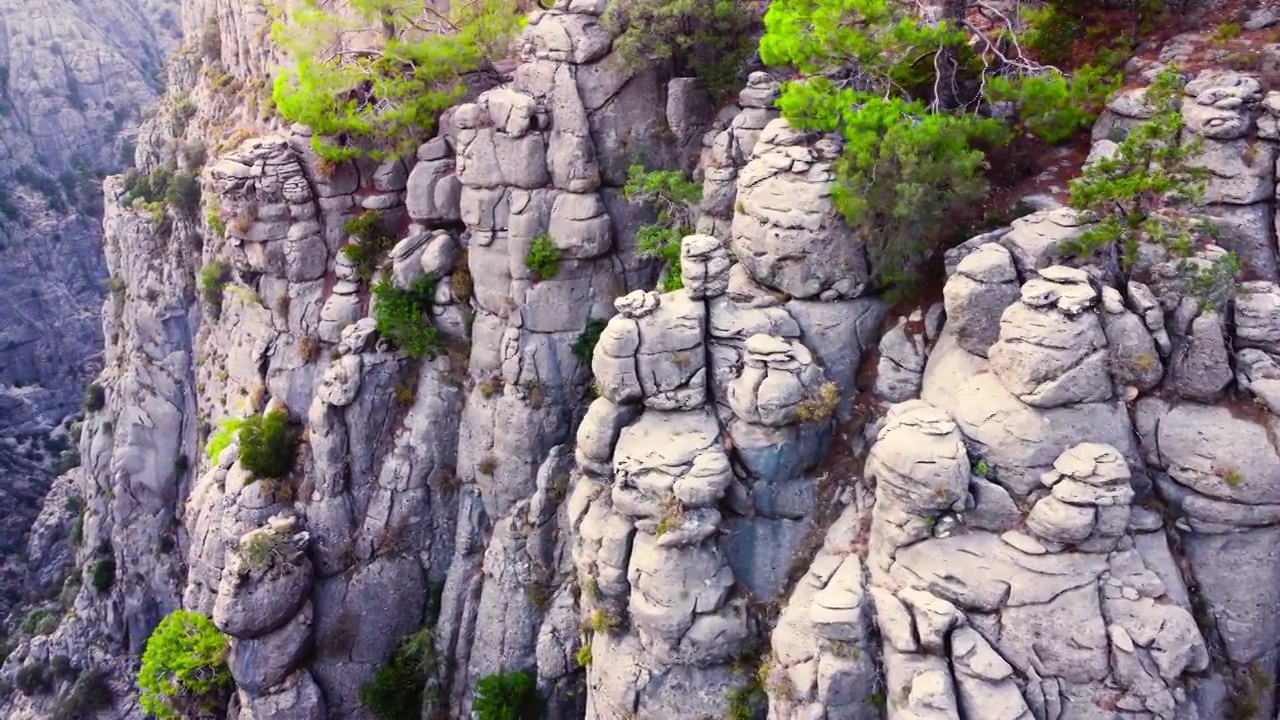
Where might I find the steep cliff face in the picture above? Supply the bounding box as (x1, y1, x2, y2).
(10, 3, 1280, 720)
(0, 0, 179, 431)
(0, 0, 177, 631)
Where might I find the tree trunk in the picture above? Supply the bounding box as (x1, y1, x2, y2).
(936, 0, 968, 110)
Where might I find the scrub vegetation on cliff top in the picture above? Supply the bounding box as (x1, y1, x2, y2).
(270, 0, 526, 160)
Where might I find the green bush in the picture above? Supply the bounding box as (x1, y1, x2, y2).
(238, 409, 297, 479)
(164, 173, 201, 215)
(623, 165, 701, 292)
(341, 212, 395, 282)
(15, 660, 52, 695)
(137, 611, 231, 720)
(205, 417, 245, 461)
(206, 209, 226, 239)
(90, 558, 115, 593)
(271, 0, 525, 160)
(603, 0, 756, 100)
(572, 319, 608, 363)
(359, 629, 435, 720)
(524, 234, 561, 282)
(198, 263, 228, 317)
(472, 670, 538, 720)
(83, 383, 105, 412)
(373, 276, 441, 359)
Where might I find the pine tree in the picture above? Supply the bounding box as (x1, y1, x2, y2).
(759, 0, 1117, 292)
(271, 0, 526, 161)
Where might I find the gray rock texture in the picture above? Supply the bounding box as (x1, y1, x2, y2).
(12, 20, 1280, 720)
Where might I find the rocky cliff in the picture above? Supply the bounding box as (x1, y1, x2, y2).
(8, 2, 1280, 720)
(0, 0, 177, 626)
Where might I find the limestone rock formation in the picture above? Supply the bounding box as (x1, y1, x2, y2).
(13, 16, 1280, 720)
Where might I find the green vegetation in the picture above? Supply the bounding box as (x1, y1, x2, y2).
(359, 629, 435, 720)
(21, 609, 58, 636)
(603, 0, 756, 99)
(205, 417, 245, 461)
(1063, 69, 1237, 307)
(342, 211, 396, 282)
(137, 611, 231, 720)
(574, 642, 592, 668)
(759, 0, 1118, 293)
(623, 165, 701, 292)
(472, 670, 538, 720)
(524, 234, 561, 282)
(198, 263, 228, 317)
(55, 667, 114, 717)
(373, 276, 441, 358)
(90, 557, 115, 593)
(237, 408, 297, 479)
(164, 172, 201, 215)
(572, 319, 608, 363)
(83, 383, 105, 412)
(271, 0, 525, 160)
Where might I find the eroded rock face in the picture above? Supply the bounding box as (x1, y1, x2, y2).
(21, 26, 1280, 720)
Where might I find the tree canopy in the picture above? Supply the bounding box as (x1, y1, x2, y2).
(271, 0, 525, 160)
(760, 0, 1118, 291)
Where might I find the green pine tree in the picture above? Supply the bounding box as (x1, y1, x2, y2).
(271, 0, 526, 161)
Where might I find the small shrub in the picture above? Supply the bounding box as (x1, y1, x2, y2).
(373, 276, 441, 358)
(56, 667, 113, 717)
(164, 173, 201, 215)
(359, 629, 435, 720)
(575, 643, 592, 667)
(586, 608, 619, 634)
(394, 383, 415, 407)
(15, 660, 52, 695)
(472, 670, 538, 720)
(238, 530, 284, 573)
(342, 212, 395, 282)
(70, 511, 84, 547)
(237, 409, 296, 479)
(1211, 22, 1243, 46)
(477, 454, 498, 476)
(90, 558, 115, 593)
(524, 234, 561, 282)
(1064, 69, 1237, 307)
(21, 609, 51, 635)
(794, 382, 839, 423)
(624, 165, 701, 291)
(654, 497, 686, 538)
(299, 335, 320, 362)
(200, 18, 221, 63)
(206, 209, 226, 239)
(572, 319, 608, 364)
(83, 383, 105, 412)
(451, 259, 474, 303)
(198, 263, 227, 316)
(137, 611, 231, 720)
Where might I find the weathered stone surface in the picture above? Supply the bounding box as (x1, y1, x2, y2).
(943, 243, 1021, 357)
(988, 267, 1111, 408)
(732, 119, 869, 300)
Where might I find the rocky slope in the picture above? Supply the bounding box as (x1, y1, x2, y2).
(8, 2, 1280, 720)
(0, 0, 178, 626)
